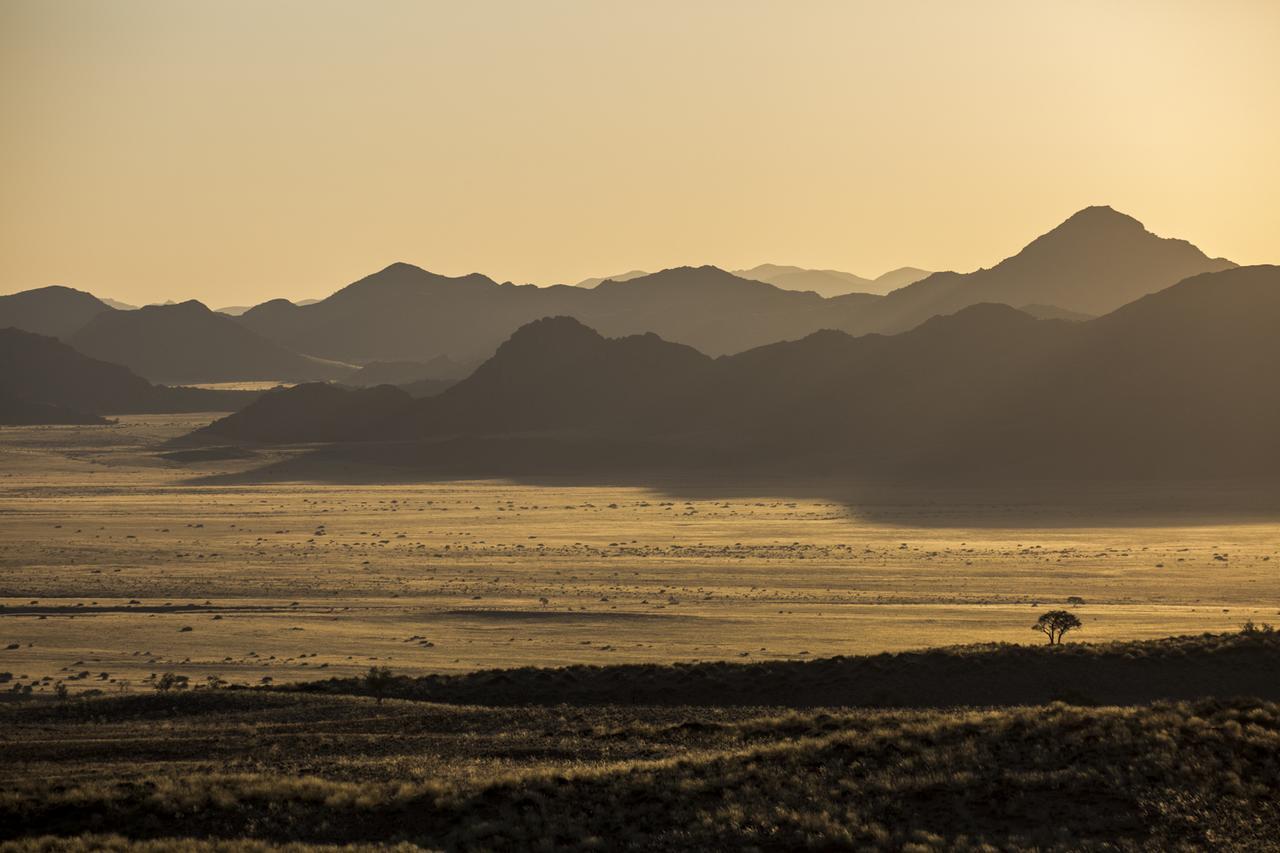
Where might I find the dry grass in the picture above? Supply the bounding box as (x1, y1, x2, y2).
(2, 686, 1278, 850)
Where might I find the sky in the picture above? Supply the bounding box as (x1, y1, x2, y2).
(2, 0, 1277, 307)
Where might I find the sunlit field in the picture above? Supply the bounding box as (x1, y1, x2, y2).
(3, 415, 1276, 697)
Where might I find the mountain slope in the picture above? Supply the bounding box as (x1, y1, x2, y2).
(382, 316, 715, 439)
(68, 300, 352, 384)
(864, 207, 1235, 333)
(190, 383, 412, 444)
(0, 328, 260, 420)
(345, 355, 473, 386)
(0, 286, 114, 339)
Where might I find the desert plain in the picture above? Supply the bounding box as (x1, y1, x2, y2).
(2, 413, 1277, 698)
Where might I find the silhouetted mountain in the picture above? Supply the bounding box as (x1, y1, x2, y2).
(206, 265, 1280, 481)
(872, 267, 933, 291)
(193, 316, 712, 444)
(233, 208, 1227, 365)
(0, 328, 259, 421)
(67, 300, 353, 385)
(735, 264, 878, 296)
(736, 265, 934, 296)
(973, 264, 1280, 478)
(573, 270, 649, 288)
(0, 286, 113, 339)
(190, 383, 412, 444)
(99, 297, 138, 311)
(237, 262, 869, 363)
(237, 265, 576, 364)
(865, 207, 1235, 333)
(380, 316, 714, 439)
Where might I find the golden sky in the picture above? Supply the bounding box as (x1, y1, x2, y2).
(2, 0, 1277, 306)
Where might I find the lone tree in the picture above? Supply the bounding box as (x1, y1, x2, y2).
(364, 666, 394, 704)
(1033, 610, 1082, 645)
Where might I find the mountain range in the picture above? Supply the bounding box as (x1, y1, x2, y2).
(734, 264, 932, 296)
(66, 300, 352, 385)
(188, 264, 1280, 481)
(0, 206, 1244, 384)
(575, 265, 931, 296)
(227, 206, 1239, 364)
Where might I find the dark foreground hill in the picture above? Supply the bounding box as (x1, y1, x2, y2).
(193, 264, 1280, 482)
(303, 629, 1280, 708)
(0, 328, 260, 422)
(3, 632, 1278, 851)
(68, 300, 352, 384)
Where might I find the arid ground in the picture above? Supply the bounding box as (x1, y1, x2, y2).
(3, 414, 1277, 697)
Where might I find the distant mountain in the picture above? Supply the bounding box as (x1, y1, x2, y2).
(864, 207, 1235, 333)
(573, 270, 649, 288)
(234, 207, 1225, 365)
(0, 328, 259, 422)
(100, 298, 139, 311)
(205, 265, 1280, 481)
(735, 265, 932, 296)
(237, 262, 866, 363)
(68, 300, 353, 385)
(0, 286, 113, 339)
(214, 305, 253, 316)
(873, 267, 934, 291)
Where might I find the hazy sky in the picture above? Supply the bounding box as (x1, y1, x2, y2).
(2, 1, 1277, 306)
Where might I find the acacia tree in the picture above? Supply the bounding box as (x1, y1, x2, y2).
(1033, 610, 1082, 645)
(365, 666, 394, 704)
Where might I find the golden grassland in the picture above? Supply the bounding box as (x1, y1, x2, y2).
(2, 415, 1279, 696)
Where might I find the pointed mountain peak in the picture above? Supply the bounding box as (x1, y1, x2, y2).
(379, 261, 428, 275)
(1058, 205, 1142, 229)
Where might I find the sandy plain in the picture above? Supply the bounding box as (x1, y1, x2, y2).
(1, 414, 1277, 696)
